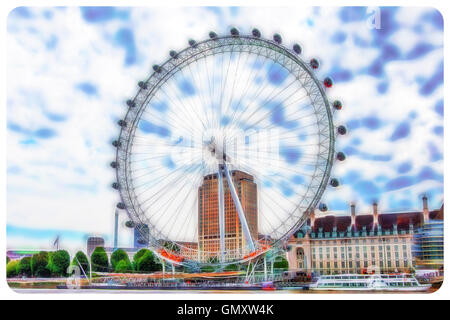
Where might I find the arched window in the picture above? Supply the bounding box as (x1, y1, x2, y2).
(296, 247, 305, 269)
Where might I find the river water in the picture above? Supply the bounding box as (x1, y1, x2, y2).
(12, 288, 437, 294)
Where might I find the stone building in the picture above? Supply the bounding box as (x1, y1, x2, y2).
(287, 196, 442, 275)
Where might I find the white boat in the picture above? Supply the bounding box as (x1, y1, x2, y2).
(310, 274, 431, 292)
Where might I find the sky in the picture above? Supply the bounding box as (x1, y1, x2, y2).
(6, 6, 443, 253)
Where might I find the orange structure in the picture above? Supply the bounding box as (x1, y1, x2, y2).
(198, 170, 258, 262)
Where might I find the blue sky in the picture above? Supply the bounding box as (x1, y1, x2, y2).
(7, 7, 443, 251)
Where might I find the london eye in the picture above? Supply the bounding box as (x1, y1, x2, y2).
(111, 28, 346, 268)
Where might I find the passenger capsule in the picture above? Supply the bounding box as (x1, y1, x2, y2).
(230, 27, 239, 37)
(110, 161, 118, 169)
(337, 125, 347, 135)
(152, 65, 162, 73)
(336, 152, 346, 161)
(293, 43, 302, 54)
(116, 202, 126, 210)
(112, 182, 120, 190)
(273, 33, 282, 44)
(169, 50, 178, 59)
(118, 120, 126, 127)
(112, 140, 121, 148)
(324, 77, 333, 88)
(333, 100, 342, 110)
(125, 220, 135, 228)
(252, 28, 261, 38)
(126, 99, 135, 108)
(330, 178, 340, 187)
(319, 203, 328, 212)
(310, 58, 319, 69)
(188, 39, 197, 47)
(209, 31, 218, 39)
(138, 81, 147, 89)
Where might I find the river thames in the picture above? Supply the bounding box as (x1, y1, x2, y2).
(12, 288, 437, 294)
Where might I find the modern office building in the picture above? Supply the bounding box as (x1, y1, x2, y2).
(134, 223, 150, 249)
(287, 196, 443, 276)
(414, 204, 444, 270)
(87, 236, 105, 256)
(198, 170, 258, 262)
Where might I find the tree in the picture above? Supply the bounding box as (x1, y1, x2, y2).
(72, 251, 90, 276)
(273, 257, 289, 271)
(115, 259, 133, 273)
(31, 251, 50, 277)
(7, 256, 10, 264)
(137, 251, 161, 272)
(91, 247, 109, 272)
(200, 265, 215, 273)
(17, 257, 32, 277)
(111, 249, 130, 270)
(133, 248, 149, 271)
(133, 248, 150, 263)
(224, 264, 240, 271)
(6, 260, 19, 278)
(48, 250, 71, 276)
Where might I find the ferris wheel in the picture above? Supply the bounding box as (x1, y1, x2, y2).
(110, 28, 347, 268)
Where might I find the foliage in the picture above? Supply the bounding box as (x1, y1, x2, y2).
(91, 247, 109, 272)
(111, 249, 130, 269)
(136, 250, 161, 272)
(200, 265, 215, 273)
(115, 259, 133, 273)
(31, 251, 50, 277)
(224, 264, 240, 271)
(6, 256, 10, 264)
(6, 260, 19, 278)
(273, 256, 289, 270)
(72, 251, 90, 276)
(48, 250, 71, 276)
(133, 248, 150, 263)
(17, 257, 32, 277)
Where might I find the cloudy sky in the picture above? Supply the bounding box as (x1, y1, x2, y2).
(7, 6, 443, 252)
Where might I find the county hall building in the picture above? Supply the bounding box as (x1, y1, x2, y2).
(287, 196, 443, 276)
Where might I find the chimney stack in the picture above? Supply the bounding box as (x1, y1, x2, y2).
(351, 203, 356, 226)
(372, 201, 379, 229)
(422, 195, 430, 222)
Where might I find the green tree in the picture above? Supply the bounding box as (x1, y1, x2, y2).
(6, 260, 19, 278)
(115, 259, 133, 273)
(31, 251, 50, 277)
(17, 257, 32, 277)
(111, 249, 131, 270)
(6, 256, 10, 264)
(224, 264, 240, 271)
(91, 247, 109, 272)
(273, 257, 289, 271)
(72, 251, 90, 276)
(200, 265, 215, 273)
(137, 251, 161, 272)
(48, 250, 71, 276)
(133, 248, 150, 263)
(133, 248, 149, 271)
